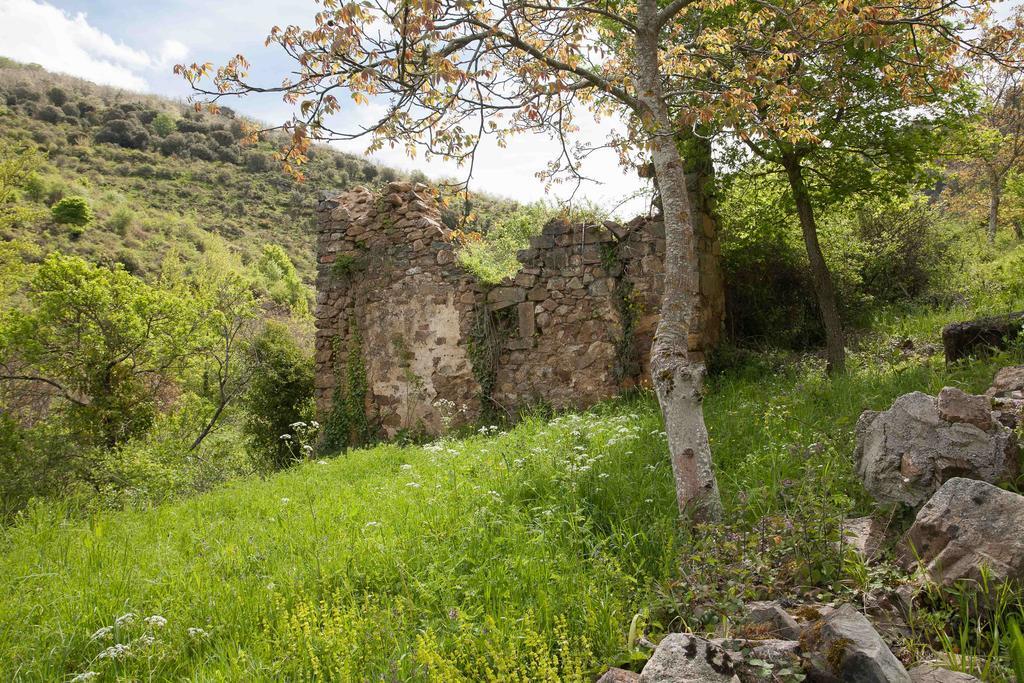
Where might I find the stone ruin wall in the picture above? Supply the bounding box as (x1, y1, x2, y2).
(314, 180, 723, 438)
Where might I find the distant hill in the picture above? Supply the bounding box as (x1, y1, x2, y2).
(0, 58, 427, 281)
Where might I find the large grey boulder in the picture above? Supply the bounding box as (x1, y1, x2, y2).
(898, 477, 1024, 586)
(640, 633, 739, 682)
(854, 390, 1019, 506)
(801, 604, 910, 683)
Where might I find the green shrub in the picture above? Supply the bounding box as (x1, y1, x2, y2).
(36, 105, 61, 124)
(108, 205, 134, 235)
(254, 244, 310, 315)
(45, 87, 67, 107)
(51, 195, 93, 227)
(242, 322, 315, 470)
(152, 112, 177, 137)
(455, 203, 565, 283)
(95, 118, 150, 150)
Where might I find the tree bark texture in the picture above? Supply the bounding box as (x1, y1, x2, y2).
(635, 0, 723, 523)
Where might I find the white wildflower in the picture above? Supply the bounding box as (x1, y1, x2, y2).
(280, 497, 290, 505)
(98, 643, 131, 660)
(187, 627, 210, 639)
(405, 482, 421, 488)
(279, 434, 293, 441)
(290, 421, 307, 429)
(144, 615, 167, 629)
(316, 459, 329, 465)
(115, 613, 137, 627)
(365, 521, 381, 528)
(71, 673, 100, 682)
(400, 464, 413, 470)
(310, 421, 320, 429)
(135, 634, 155, 647)
(90, 626, 113, 641)
(302, 445, 313, 453)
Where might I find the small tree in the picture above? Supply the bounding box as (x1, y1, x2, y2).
(51, 195, 93, 227)
(195, 270, 261, 450)
(660, 0, 981, 374)
(152, 112, 178, 137)
(0, 255, 200, 450)
(242, 321, 314, 470)
(950, 6, 1024, 242)
(0, 145, 46, 230)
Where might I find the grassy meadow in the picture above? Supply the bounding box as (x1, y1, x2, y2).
(2, 326, 1019, 681)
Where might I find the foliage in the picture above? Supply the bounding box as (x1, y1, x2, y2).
(319, 324, 372, 454)
(152, 112, 177, 137)
(51, 195, 93, 227)
(454, 202, 602, 284)
(254, 244, 310, 316)
(716, 171, 989, 350)
(0, 254, 198, 451)
(0, 143, 46, 230)
(0, 59, 423, 280)
(242, 322, 315, 470)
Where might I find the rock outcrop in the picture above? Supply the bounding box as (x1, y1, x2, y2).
(800, 604, 911, 683)
(639, 634, 739, 682)
(854, 390, 1019, 506)
(898, 477, 1024, 587)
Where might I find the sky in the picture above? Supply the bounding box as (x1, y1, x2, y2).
(0, 0, 649, 215)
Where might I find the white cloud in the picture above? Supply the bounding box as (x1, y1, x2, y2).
(0, 0, 189, 91)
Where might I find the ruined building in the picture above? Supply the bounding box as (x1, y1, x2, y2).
(314, 180, 723, 439)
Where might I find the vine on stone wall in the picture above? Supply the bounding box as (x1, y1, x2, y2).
(606, 243, 644, 384)
(319, 320, 373, 454)
(468, 301, 515, 421)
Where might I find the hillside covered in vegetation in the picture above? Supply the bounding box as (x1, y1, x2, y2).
(0, 57, 419, 280)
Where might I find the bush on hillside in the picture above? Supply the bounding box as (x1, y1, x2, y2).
(51, 195, 93, 227)
(36, 105, 61, 124)
(152, 112, 176, 136)
(95, 118, 150, 150)
(46, 87, 67, 106)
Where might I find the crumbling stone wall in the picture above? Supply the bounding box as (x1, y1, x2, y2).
(314, 180, 721, 439)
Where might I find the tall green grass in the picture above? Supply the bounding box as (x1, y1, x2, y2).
(1, 340, 1019, 680)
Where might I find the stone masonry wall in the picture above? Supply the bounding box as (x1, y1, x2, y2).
(314, 181, 721, 439)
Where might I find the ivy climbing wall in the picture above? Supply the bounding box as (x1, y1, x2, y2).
(314, 181, 722, 442)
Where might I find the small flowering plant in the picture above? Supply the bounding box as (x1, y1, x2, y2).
(432, 398, 468, 432)
(280, 420, 321, 463)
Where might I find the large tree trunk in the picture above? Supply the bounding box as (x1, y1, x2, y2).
(635, 0, 723, 523)
(988, 170, 1002, 243)
(782, 154, 846, 375)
